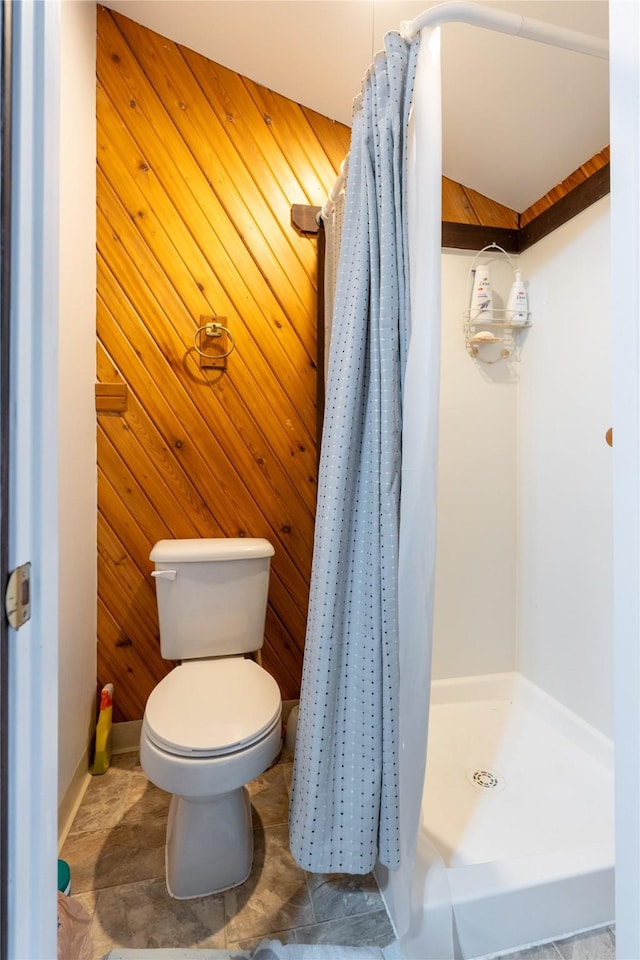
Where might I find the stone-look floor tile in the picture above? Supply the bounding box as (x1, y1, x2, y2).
(223, 824, 314, 942)
(110, 751, 142, 772)
(60, 818, 166, 893)
(64, 745, 397, 956)
(67, 752, 144, 837)
(120, 773, 171, 824)
(554, 927, 616, 960)
(306, 871, 385, 923)
(500, 945, 562, 960)
(68, 765, 132, 836)
(87, 876, 227, 955)
(228, 929, 298, 951)
(248, 764, 289, 829)
(293, 909, 395, 948)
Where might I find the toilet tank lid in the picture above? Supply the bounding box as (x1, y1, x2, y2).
(150, 538, 275, 563)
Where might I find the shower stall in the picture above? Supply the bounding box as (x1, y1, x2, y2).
(336, 4, 614, 957)
(374, 198, 614, 959)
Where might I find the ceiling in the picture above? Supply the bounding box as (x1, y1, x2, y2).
(100, 0, 609, 212)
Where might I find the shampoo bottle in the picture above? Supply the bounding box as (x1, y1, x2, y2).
(469, 264, 493, 320)
(506, 270, 529, 325)
(92, 683, 114, 775)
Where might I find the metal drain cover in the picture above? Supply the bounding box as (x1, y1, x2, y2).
(466, 767, 506, 792)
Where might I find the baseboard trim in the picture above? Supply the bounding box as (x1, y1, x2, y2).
(109, 707, 297, 763)
(112, 719, 142, 755)
(58, 746, 92, 850)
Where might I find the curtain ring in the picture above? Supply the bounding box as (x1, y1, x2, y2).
(193, 322, 235, 360)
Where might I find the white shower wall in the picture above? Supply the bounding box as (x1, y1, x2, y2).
(433, 251, 518, 680)
(518, 198, 612, 736)
(434, 198, 612, 737)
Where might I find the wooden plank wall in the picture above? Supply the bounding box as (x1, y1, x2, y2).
(442, 176, 518, 229)
(96, 6, 351, 721)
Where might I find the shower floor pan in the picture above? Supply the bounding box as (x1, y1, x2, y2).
(417, 672, 613, 959)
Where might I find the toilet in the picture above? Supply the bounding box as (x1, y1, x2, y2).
(140, 537, 282, 900)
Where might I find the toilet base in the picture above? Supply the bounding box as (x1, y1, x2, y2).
(165, 787, 253, 899)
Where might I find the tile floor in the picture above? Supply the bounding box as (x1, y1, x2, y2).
(504, 928, 616, 960)
(60, 747, 395, 959)
(60, 747, 616, 960)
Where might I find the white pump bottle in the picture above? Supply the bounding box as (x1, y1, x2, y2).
(506, 270, 529, 325)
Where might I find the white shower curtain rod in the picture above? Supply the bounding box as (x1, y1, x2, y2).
(319, 0, 608, 219)
(399, 0, 608, 57)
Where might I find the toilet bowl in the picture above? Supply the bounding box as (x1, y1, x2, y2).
(141, 657, 282, 898)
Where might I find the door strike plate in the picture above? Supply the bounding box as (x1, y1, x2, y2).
(5, 562, 31, 629)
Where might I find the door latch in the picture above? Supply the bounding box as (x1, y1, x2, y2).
(5, 562, 31, 629)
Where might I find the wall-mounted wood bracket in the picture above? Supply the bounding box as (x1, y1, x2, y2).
(291, 204, 321, 236)
(96, 382, 128, 414)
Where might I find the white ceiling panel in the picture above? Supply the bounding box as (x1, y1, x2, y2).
(101, 0, 609, 212)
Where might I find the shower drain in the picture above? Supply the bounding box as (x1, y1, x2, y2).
(466, 767, 506, 792)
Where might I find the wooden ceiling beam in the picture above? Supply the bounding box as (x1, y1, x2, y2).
(293, 147, 611, 255)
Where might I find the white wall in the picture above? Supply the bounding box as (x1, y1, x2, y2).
(432, 251, 518, 679)
(435, 211, 613, 739)
(518, 198, 613, 736)
(58, 0, 97, 809)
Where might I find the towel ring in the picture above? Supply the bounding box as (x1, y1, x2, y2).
(193, 321, 235, 360)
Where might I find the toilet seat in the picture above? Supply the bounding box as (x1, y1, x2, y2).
(143, 658, 281, 758)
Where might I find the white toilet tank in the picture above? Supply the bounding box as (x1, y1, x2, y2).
(150, 538, 275, 660)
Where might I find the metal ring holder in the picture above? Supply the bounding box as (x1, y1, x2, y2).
(194, 321, 235, 361)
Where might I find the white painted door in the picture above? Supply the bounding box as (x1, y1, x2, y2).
(609, 3, 640, 958)
(7, 1, 60, 957)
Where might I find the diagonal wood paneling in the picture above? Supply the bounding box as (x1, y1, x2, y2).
(97, 6, 349, 720)
(519, 146, 610, 227)
(100, 4, 605, 722)
(442, 176, 519, 228)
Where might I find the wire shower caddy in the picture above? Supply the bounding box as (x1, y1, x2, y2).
(463, 243, 532, 364)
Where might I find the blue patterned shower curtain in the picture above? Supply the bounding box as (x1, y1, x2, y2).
(289, 32, 420, 874)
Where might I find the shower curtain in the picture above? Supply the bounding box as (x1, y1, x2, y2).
(289, 32, 420, 875)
